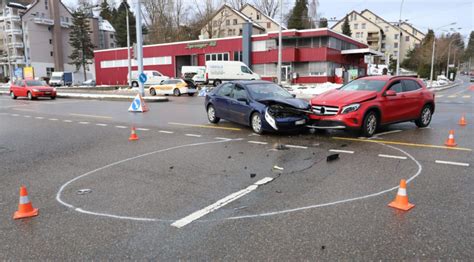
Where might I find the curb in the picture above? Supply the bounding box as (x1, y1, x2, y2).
(0, 90, 169, 102)
(429, 81, 462, 92)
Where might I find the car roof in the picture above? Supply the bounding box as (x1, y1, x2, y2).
(359, 75, 420, 81)
(231, 80, 275, 85)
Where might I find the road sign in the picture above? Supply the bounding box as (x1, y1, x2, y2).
(138, 73, 147, 84)
(128, 94, 149, 112)
(14, 67, 23, 79)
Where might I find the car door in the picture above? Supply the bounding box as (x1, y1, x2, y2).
(213, 83, 234, 120)
(401, 79, 424, 119)
(380, 81, 410, 124)
(17, 80, 27, 97)
(226, 84, 253, 124)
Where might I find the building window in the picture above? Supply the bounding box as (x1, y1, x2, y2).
(382, 35, 386, 40)
(50, 52, 53, 56)
(405, 36, 409, 42)
(226, 19, 230, 26)
(394, 42, 398, 48)
(239, 29, 242, 36)
(267, 22, 271, 28)
(110, 34, 114, 39)
(381, 43, 385, 48)
(206, 52, 230, 61)
(66, 17, 69, 23)
(49, 39, 52, 44)
(228, 29, 233, 36)
(234, 51, 242, 61)
(394, 34, 398, 40)
(45, 0, 48, 10)
(257, 13, 261, 20)
(110, 43, 114, 48)
(393, 51, 398, 56)
(361, 23, 366, 29)
(385, 26, 389, 32)
(354, 23, 358, 29)
(233, 19, 237, 25)
(46, 67, 54, 77)
(355, 32, 360, 38)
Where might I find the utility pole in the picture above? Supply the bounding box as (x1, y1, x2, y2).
(429, 38, 435, 85)
(124, 0, 131, 88)
(135, 0, 144, 96)
(277, 0, 282, 85)
(396, 0, 404, 76)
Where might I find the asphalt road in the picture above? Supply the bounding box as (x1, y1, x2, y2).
(0, 77, 472, 260)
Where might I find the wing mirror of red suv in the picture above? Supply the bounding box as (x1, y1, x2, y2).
(384, 90, 397, 97)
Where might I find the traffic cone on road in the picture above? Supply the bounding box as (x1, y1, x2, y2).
(444, 130, 457, 147)
(459, 115, 467, 126)
(129, 126, 139, 141)
(388, 179, 415, 211)
(13, 186, 39, 219)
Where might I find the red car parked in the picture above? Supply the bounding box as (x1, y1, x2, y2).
(10, 79, 57, 100)
(308, 76, 435, 137)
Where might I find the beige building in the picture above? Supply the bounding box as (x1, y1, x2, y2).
(332, 9, 424, 65)
(200, 3, 284, 39)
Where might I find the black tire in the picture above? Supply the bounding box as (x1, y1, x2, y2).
(213, 80, 222, 87)
(50, 96, 56, 100)
(360, 111, 378, 137)
(10, 91, 17, 99)
(131, 81, 139, 88)
(251, 112, 264, 134)
(188, 92, 195, 96)
(173, 88, 181, 96)
(150, 88, 156, 96)
(207, 105, 220, 124)
(27, 92, 33, 100)
(415, 105, 432, 128)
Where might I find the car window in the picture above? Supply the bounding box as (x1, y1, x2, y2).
(25, 80, 44, 87)
(246, 83, 293, 100)
(216, 83, 233, 97)
(340, 79, 386, 92)
(241, 66, 252, 74)
(388, 81, 403, 93)
(402, 80, 421, 92)
(232, 85, 248, 100)
(152, 72, 161, 77)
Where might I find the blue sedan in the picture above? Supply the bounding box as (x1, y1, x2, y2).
(205, 81, 311, 134)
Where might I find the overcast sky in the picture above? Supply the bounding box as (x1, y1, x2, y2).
(63, 0, 473, 41)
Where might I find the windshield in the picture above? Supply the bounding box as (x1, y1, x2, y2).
(340, 79, 387, 92)
(247, 83, 293, 100)
(50, 76, 61, 80)
(25, 80, 47, 87)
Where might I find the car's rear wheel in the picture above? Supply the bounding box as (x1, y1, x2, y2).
(50, 96, 56, 100)
(415, 105, 432, 128)
(131, 81, 138, 88)
(10, 91, 17, 99)
(149, 88, 156, 96)
(27, 92, 33, 100)
(207, 105, 220, 124)
(251, 112, 263, 134)
(173, 88, 181, 96)
(361, 111, 378, 137)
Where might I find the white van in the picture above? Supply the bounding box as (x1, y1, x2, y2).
(127, 70, 169, 87)
(205, 61, 260, 86)
(181, 66, 206, 83)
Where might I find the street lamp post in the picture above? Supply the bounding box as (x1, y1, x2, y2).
(446, 39, 456, 78)
(135, 0, 144, 96)
(429, 22, 456, 85)
(395, 0, 404, 76)
(277, 0, 282, 85)
(123, 0, 131, 88)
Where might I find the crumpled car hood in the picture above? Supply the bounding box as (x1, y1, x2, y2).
(258, 98, 311, 110)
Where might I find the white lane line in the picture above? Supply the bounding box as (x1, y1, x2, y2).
(35, 116, 44, 119)
(215, 137, 231, 140)
(159, 130, 174, 134)
(96, 123, 108, 127)
(462, 95, 471, 98)
(285, 144, 308, 149)
(329, 149, 354, 154)
(136, 128, 150, 131)
(437, 95, 444, 98)
(115, 125, 128, 129)
(435, 160, 470, 167)
(248, 141, 268, 145)
(63, 120, 73, 123)
(185, 134, 202, 138)
(378, 154, 407, 160)
(171, 177, 274, 228)
(448, 95, 457, 98)
(11, 114, 19, 116)
(49, 118, 59, 121)
(375, 130, 402, 136)
(79, 122, 90, 125)
(419, 127, 432, 129)
(23, 115, 31, 118)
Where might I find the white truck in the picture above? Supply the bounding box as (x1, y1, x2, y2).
(49, 72, 73, 86)
(205, 61, 260, 86)
(127, 70, 169, 87)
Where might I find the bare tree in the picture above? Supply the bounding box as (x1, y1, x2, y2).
(194, 0, 232, 39)
(253, 0, 279, 18)
(226, 0, 248, 10)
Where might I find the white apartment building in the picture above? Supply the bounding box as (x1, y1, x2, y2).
(332, 9, 425, 65)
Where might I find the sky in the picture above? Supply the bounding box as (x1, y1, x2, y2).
(63, 0, 473, 41)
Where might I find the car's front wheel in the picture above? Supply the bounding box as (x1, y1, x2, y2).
(251, 112, 264, 134)
(415, 105, 432, 128)
(173, 88, 181, 96)
(10, 91, 17, 99)
(207, 105, 220, 124)
(27, 92, 33, 100)
(149, 88, 156, 96)
(361, 111, 378, 137)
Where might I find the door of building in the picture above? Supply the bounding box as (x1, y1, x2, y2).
(281, 65, 291, 83)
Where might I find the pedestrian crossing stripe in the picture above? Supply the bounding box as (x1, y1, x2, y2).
(437, 95, 444, 97)
(462, 95, 471, 98)
(448, 95, 457, 98)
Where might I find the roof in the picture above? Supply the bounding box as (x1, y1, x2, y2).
(99, 19, 115, 32)
(240, 3, 287, 30)
(399, 21, 426, 37)
(360, 9, 423, 41)
(331, 10, 383, 31)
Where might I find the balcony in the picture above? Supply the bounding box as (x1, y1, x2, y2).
(5, 29, 22, 35)
(0, 15, 21, 22)
(33, 17, 54, 25)
(61, 21, 73, 28)
(8, 42, 24, 48)
(367, 36, 380, 42)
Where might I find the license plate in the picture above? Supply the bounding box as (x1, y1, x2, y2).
(295, 119, 306, 125)
(44, 92, 51, 95)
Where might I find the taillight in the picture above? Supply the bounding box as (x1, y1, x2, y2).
(206, 73, 208, 81)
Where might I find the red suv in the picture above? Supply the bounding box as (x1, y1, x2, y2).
(308, 76, 435, 137)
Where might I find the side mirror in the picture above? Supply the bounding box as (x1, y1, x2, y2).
(292, 94, 296, 98)
(384, 90, 397, 97)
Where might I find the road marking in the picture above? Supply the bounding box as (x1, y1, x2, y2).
(49, 118, 58, 121)
(462, 95, 471, 98)
(69, 113, 113, 119)
(448, 95, 457, 98)
(35, 116, 44, 119)
(378, 154, 407, 160)
(136, 128, 150, 131)
(435, 160, 470, 167)
(437, 95, 444, 97)
(329, 149, 354, 154)
(169, 122, 241, 131)
(215, 137, 231, 140)
(171, 177, 274, 228)
(96, 123, 108, 127)
(63, 120, 73, 123)
(23, 115, 31, 118)
(115, 125, 127, 129)
(79, 122, 90, 125)
(185, 134, 202, 137)
(11, 113, 19, 116)
(248, 141, 268, 145)
(285, 144, 308, 149)
(375, 130, 402, 136)
(159, 130, 174, 134)
(333, 137, 472, 152)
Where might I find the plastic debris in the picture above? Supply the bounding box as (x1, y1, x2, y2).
(250, 173, 256, 178)
(77, 189, 92, 195)
(273, 143, 289, 150)
(276, 190, 282, 193)
(273, 165, 284, 171)
(326, 154, 339, 162)
(169, 166, 174, 170)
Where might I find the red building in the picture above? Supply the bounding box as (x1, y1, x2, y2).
(94, 28, 375, 85)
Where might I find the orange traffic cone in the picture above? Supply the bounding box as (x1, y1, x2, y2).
(13, 186, 39, 219)
(129, 126, 139, 141)
(444, 130, 457, 147)
(459, 115, 467, 126)
(388, 179, 415, 211)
